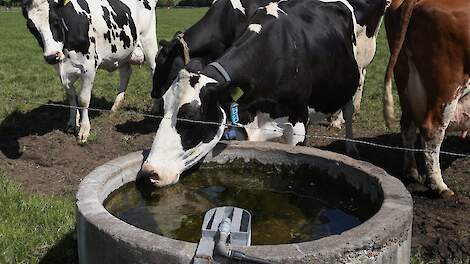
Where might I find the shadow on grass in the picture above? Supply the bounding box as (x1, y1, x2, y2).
(320, 133, 470, 188)
(39, 231, 78, 264)
(0, 97, 113, 159)
(115, 116, 160, 135)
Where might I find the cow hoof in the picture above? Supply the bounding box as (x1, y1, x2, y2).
(77, 127, 90, 144)
(439, 189, 455, 198)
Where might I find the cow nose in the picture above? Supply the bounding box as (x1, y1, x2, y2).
(141, 163, 163, 187)
(44, 54, 60, 65)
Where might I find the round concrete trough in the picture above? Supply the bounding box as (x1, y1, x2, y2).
(76, 141, 412, 264)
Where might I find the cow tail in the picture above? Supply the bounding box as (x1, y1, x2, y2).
(383, 0, 417, 129)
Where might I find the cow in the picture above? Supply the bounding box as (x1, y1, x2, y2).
(151, 0, 389, 156)
(383, 0, 470, 197)
(141, 0, 389, 187)
(150, 0, 271, 114)
(21, 0, 158, 143)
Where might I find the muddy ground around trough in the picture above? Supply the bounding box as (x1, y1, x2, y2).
(0, 105, 469, 263)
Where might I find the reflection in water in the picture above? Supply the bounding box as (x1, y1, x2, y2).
(104, 166, 377, 245)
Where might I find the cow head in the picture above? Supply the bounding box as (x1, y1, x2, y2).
(22, 0, 65, 64)
(151, 37, 189, 114)
(142, 68, 227, 187)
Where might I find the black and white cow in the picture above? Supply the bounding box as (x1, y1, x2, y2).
(21, 0, 158, 142)
(312, 0, 391, 130)
(151, 0, 389, 156)
(151, 0, 270, 113)
(141, 0, 389, 187)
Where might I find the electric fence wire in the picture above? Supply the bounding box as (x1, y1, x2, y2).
(5, 98, 470, 159)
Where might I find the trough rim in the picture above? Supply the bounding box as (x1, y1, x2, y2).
(76, 141, 412, 263)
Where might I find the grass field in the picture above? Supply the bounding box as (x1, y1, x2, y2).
(0, 6, 437, 264)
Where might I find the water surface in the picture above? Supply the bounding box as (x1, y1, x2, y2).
(104, 165, 379, 245)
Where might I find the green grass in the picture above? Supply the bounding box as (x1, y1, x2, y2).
(0, 173, 76, 264)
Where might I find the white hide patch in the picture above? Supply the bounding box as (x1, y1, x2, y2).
(262, 2, 287, 18)
(229, 0, 245, 15)
(166, 70, 218, 110)
(244, 112, 305, 145)
(248, 24, 262, 34)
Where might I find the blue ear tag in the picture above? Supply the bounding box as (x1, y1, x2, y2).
(230, 102, 240, 124)
(224, 103, 240, 140)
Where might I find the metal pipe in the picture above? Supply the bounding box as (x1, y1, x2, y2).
(215, 218, 275, 264)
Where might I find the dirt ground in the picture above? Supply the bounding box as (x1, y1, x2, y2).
(1, 104, 469, 263)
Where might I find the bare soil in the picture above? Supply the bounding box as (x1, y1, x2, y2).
(1, 103, 469, 263)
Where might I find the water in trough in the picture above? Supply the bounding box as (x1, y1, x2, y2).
(104, 163, 380, 245)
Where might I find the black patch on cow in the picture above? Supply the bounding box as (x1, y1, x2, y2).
(175, 98, 223, 151)
(189, 75, 200, 88)
(119, 31, 131, 48)
(107, 0, 137, 45)
(86, 54, 90, 59)
(104, 31, 112, 44)
(61, 2, 90, 54)
(111, 44, 117, 53)
(48, 0, 64, 43)
(142, 0, 151, 10)
(89, 36, 95, 43)
(101, 6, 112, 28)
(77, 0, 90, 13)
(94, 51, 99, 68)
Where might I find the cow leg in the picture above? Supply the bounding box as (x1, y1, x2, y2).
(111, 64, 132, 112)
(420, 99, 458, 197)
(353, 68, 367, 114)
(400, 110, 421, 183)
(343, 100, 358, 157)
(328, 68, 366, 129)
(77, 69, 96, 143)
(62, 73, 80, 133)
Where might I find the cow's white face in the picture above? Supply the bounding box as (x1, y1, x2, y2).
(142, 69, 226, 187)
(22, 0, 64, 64)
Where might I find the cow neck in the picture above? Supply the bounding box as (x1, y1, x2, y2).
(201, 62, 230, 86)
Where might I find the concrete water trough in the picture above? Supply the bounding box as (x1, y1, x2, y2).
(76, 141, 412, 264)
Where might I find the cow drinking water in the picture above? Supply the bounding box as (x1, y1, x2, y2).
(21, 0, 158, 143)
(152, 0, 389, 156)
(141, 0, 387, 187)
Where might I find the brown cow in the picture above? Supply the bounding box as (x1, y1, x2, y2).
(383, 0, 470, 197)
